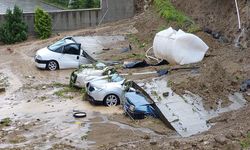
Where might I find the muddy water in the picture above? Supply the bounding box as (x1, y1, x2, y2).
(0, 35, 164, 149)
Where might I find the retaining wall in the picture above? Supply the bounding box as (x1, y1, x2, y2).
(0, 0, 135, 33)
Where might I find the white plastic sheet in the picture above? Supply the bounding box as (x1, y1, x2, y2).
(153, 27, 209, 65)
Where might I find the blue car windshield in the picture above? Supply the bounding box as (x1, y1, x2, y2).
(111, 74, 124, 82)
(48, 39, 66, 52)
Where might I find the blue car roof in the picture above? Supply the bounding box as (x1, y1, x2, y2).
(125, 92, 151, 106)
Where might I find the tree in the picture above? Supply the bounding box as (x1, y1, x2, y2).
(34, 7, 52, 39)
(84, 0, 95, 8)
(0, 5, 28, 44)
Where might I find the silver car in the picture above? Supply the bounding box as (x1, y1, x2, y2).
(86, 74, 125, 106)
(70, 63, 116, 88)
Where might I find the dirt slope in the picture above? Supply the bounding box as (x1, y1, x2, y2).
(172, 0, 250, 47)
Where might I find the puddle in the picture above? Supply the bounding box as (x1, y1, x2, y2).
(139, 77, 247, 137)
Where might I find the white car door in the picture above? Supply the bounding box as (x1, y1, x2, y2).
(79, 50, 91, 65)
(59, 43, 81, 69)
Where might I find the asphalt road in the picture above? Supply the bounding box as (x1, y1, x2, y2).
(0, 0, 61, 14)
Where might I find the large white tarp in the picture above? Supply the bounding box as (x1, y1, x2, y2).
(153, 27, 209, 65)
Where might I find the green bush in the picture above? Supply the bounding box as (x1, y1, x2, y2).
(34, 7, 52, 39)
(0, 5, 28, 44)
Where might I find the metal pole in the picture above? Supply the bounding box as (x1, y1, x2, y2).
(235, 0, 241, 30)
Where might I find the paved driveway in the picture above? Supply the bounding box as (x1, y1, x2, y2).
(0, 0, 61, 14)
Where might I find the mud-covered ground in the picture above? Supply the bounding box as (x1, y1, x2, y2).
(0, 3, 250, 150)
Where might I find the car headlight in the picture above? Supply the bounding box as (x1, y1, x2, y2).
(129, 105, 135, 112)
(36, 55, 42, 60)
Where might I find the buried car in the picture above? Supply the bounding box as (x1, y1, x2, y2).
(123, 83, 157, 119)
(86, 74, 125, 106)
(70, 63, 117, 88)
(35, 36, 95, 71)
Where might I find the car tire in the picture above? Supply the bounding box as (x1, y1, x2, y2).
(73, 112, 87, 118)
(47, 60, 58, 71)
(104, 94, 120, 107)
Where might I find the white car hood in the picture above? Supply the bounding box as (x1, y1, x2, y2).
(90, 78, 124, 89)
(36, 47, 55, 59)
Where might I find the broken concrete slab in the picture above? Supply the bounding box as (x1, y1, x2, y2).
(138, 77, 247, 137)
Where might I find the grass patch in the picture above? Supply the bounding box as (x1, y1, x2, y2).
(0, 118, 11, 127)
(51, 82, 68, 88)
(240, 132, 250, 149)
(54, 86, 86, 99)
(154, 0, 199, 32)
(127, 34, 147, 48)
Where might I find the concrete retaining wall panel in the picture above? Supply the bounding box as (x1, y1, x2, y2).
(0, 0, 134, 34)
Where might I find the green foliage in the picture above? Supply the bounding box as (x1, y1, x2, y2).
(128, 34, 147, 48)
(154, 0, 192, 27)
(0, 118, 12, 126)
(71, 0, 82, 9)
(84, 0, 95, 8)
(34, 7, 52, 39)
(0, 5, 28, 44)
(240, 132, 250, 149)
(54, 86, 86, 99)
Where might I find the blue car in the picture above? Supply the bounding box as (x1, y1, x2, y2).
(123, 91, 157, 119)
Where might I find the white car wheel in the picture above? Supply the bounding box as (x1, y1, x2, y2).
(47, 61, 58, 71)
(104, 94, 119, 107)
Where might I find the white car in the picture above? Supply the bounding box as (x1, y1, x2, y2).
(70, 63, 117, 88)
(86, 74, 125, 106)
(35, 37, 94, 71)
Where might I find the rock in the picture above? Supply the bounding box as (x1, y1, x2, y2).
(212, 31, 221, 39)
(171, 140, 180, 148)
(203, 141, 209, 145)
(142, 135, 150, 139)
(150, 139, 157, 145)
(214, 135, 227, 145)
(204, 28, 212, 34)
(163, 92, 169, 97)
(42, 86, 46, 90)
(0, 87, 5, 93)
(27, 100, 31, 103)
(231, 131, 241, 138)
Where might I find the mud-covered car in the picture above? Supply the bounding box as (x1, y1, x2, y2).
(123, 82, 157, 119)
(35, 36, 95, 71)
(70, 63, 117, 88)
(86, 74, 125, 106)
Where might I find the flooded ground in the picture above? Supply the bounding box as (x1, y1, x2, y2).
(0, 8, 249, 149)
(0, 31, 173, 149)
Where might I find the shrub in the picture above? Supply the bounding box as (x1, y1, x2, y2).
(84, 0, 95, 8)
(0, 5, 28, 44)
(154, 0, 192, 26)
(34, 7, 52, 39)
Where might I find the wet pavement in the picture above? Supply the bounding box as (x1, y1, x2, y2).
(0, 0, 61, 14)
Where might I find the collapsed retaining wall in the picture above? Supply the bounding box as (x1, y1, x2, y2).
(0, 0, 135, 33)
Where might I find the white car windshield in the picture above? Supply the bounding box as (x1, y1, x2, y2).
(48, 39, 74, 52)
(111, 74, 124, 82)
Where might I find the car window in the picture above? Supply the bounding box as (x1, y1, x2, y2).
(48, 39, 65, 52)
(63, 44, 80, 55)
(111, 74, 124, 82)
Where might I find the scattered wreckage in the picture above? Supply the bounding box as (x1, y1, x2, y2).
(34, 31, 239, 138)
(70, 63, 116, 88)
